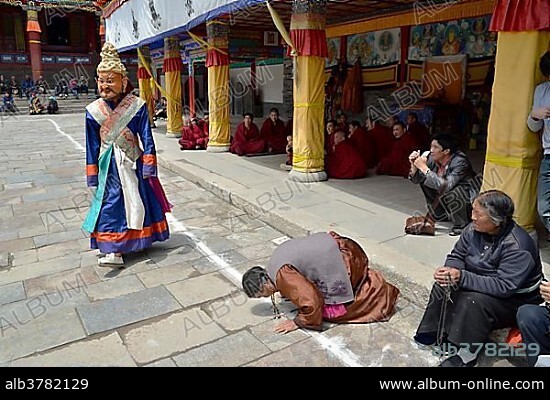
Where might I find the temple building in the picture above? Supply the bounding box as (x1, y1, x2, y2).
(0, 0, 139, 88)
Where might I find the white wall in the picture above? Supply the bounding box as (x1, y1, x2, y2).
(229, 63, 283, 104)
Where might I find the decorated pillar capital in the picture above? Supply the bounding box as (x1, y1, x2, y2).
(26, 8, 41, 33)
(206, 20, 229, 67)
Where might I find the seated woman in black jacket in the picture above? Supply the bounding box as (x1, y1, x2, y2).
(413, 190, 543, 367)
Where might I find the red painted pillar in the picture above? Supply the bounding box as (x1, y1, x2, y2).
(26, 8, 43, 82)
(250, 59, 257, 92)
(188, 62, 196, 117)
(99, 16, 106, 45)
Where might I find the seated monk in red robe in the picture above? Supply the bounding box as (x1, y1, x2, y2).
(230, 112, 266, 156)
(348, 120, 375, 169)
(324, 119, 337, 154)
(198, 112, 209, 137)
(260, 107, 287, 154)
(179, 117, 209, 150)
(376, 122, 419, 177)
(365, 117, 394, 167)
(406, 112, 430, 150)
(326, 131, 367, 179)
(242, 231, 400, 333)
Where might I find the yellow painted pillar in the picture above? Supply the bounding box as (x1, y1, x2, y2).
(137, 45, 155, 127)
(482, 9, 550, 231)
(206, 21, 231, 152)
(163, 36, 183, 137)
(288, 0, 328, 183)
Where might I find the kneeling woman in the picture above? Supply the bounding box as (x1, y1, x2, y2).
(242, 231, 400, 334)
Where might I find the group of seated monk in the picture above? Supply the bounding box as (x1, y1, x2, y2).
(230, 108, 292, 156)
(178, 113, 209, 150)
(324, 112, 430, 180)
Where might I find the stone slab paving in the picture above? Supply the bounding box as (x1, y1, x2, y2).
(0, 308, 86, 364)
(84, 275, 146, 302)
(143, 358, 177, 367)
(204, 293, 276, 332)
(121, 309, 227, 365)
(23, 265, 100, 297)
(0, 238, 35, 253)
(0, 290, 90, 329)
(245, 337, 348, 367)
(10, 249, 39, 266)
(33, 229, 86, 248)
(321, 323, 438, 367)
(249, 319, 310, 352)
(7, 332, 137, 367)
(137, 264, 198, 288)
(76, 286, 181, 335)
(0, 282, 26, 306)
(36, 240, 88, 262)
(0, 253, 81, 285)
(190, 251, 249, 274)
(165, 273, 237, 308)
(172, 331, 271, 367)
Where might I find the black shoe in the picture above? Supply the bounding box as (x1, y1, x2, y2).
(438, 355, 477, 367)
(413, 332, 438, 346)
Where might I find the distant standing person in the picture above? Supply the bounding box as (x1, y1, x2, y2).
(527, 51, 550, 240)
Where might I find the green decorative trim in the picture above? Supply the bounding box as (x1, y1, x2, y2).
(230, 58, 283, 69)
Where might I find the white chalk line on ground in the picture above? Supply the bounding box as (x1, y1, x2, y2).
(45, 117, 366, 367)
(3, 118, 85, 152)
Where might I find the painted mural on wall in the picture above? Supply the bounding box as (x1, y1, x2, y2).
(408, 15, 496, 61)
(326, 37, 341, 67)
(346, 28, 400, 67)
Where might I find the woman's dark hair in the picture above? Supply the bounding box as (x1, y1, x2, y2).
(269, 107, 279, 115)
(242, 266, 270, 297)
(540, 51, 550, 78)
(243, 112, 254, 119)
(432, 134, 458, 154)
(474, 190, 515, 227)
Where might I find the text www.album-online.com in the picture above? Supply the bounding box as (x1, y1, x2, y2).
(379, 378, 544, 390)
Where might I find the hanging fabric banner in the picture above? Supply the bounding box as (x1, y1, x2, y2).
(105, 0, 267, 51)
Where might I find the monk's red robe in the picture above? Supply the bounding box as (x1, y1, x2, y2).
(274, 231, 399, 330)
(407, 121, 430, 150)
(368, 124, 394, 166)
(326, 141, 367, 179)
(199, 120, 209, 137)
(325, 132, 335, 154)
(376, 133, 419, 177)
(179, 124, 209, 150)
(230, 122, 266, 156)
(260, 118, 287, 154)
(348, 127, 375, 168)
